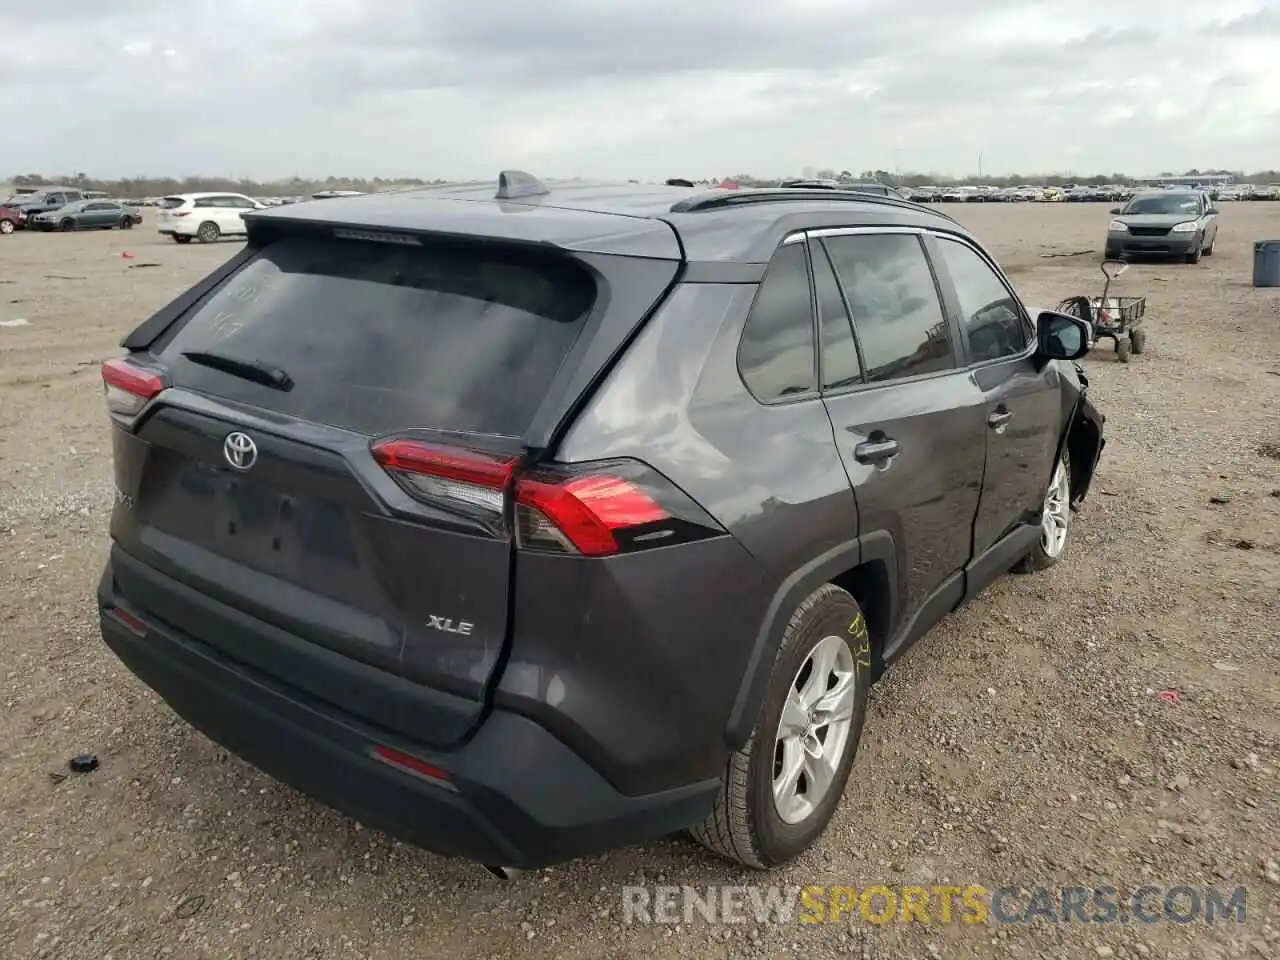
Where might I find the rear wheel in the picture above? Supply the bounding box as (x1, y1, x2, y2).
(119, 217, 133, 230)
(197, 221, 220, 243)
(1116, 337, 1131, 363)
(1129, 328, 1146, 354)
(173, 234, 192, 244)
(691, 584, 870, 868)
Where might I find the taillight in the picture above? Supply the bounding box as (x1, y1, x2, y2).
(171, 211, 190, 217)
(369, 439, 723, 557)
(101, 357, 164, 417)
(372, 439, 517, 521)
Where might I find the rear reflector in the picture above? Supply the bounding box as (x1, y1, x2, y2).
(370, 745, 452, 786)
(102, 357, 164, 416)
(106, 607, 147, 636)
(370, 439, 722, 557)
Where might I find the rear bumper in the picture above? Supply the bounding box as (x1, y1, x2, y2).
(98, 559, 718, 868)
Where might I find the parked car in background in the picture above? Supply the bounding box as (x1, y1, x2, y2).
(939, 186, 967, 202)
(13, 186, 84, 218)
(1215, 186, 1245, 201)
(1040, 187, 1065, 202)
(1247, 184, 1279, 201)
(96, 174, 1104, 873)
(0, 204, 27, 234)
(1106, 190, 1219, 263)
(157, 192, 265, 243)
(28, 199, 141, 232)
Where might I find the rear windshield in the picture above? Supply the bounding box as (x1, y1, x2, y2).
(157, 236, 596, 437)
(158, 197, 186, 209)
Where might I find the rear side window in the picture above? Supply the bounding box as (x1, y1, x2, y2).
(157, 236, 596, 437)
(821, 234, 953, 383)
(737, 243, 816, 403)
(159, 197, 185, 209)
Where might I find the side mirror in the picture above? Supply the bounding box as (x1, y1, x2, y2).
(1109, 207, 1121, 214)
(1036, 311, 1092, 361)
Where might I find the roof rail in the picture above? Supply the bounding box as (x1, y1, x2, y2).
(668, 188, 958, 223)
(496, 170, 549, 200)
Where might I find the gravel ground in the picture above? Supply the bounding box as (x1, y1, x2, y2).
(1, 203, 1278, 960)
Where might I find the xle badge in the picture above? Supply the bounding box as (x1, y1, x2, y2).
(427, 615, 474, 637)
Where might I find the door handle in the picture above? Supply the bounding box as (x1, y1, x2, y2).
(987, 409, 1013, 432)
(854, 438, 900, 465)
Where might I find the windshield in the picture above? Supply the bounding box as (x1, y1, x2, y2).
(1122, 194, 1200, 215)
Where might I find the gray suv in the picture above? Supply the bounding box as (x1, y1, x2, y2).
(97, 174, 1105, 873)
(1106, 190, 1219, 263)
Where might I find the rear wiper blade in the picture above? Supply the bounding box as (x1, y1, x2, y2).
(181, 350, 293, 390)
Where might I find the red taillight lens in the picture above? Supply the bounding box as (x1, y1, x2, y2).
(171, 211, 190, 217)
(101, 357, 164, 417)
(516, 473, 668, 556)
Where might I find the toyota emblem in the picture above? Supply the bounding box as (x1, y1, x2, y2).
(223, 432, 258, 471)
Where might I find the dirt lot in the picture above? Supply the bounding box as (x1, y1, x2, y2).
(1, 203, 1278, 960)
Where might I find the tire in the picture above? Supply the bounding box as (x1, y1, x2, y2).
(1203, 236, 1214, 256)
(173, 234, 192, 244)
(1104, 246, 1121, 260)
(1116, 337, 1131, 363)
(119, 217, 133, 230)
(1184, 243, 1201, 264)
(690, 584, 871, 869)
(1129, 328, 1146, 354)
(59, 218, 74, 232)
(0, 219, 13, 235)
(1016, 450, 1072, 573)
(196, 221, 220, 243)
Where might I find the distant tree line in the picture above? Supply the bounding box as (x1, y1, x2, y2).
(6, 167, 1278, 197)
(5, 172, 446, 198)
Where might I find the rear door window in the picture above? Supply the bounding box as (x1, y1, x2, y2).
(157, 236, 597, 437)
(821, 233, 954, 383)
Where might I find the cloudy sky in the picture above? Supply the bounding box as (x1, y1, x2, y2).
(2, 0, 1277, 182)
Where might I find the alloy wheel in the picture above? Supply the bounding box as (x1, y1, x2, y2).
(772, 634, 857, 825)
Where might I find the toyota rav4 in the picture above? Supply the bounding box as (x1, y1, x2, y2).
(97, 173, 1105, 874)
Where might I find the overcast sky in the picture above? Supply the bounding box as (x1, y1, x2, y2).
(3, 0, 1277, 181)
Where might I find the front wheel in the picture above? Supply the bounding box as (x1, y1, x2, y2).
(1116, 337, 1131, 363)
(59, 218, 74, 232)
(1185, 242, 1202, 264)
(690, 584, 870, 869)
(1104, 245, 1121, 260)
(1016, 452, 1072, 572)
(1129, 327, 1146, 354)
